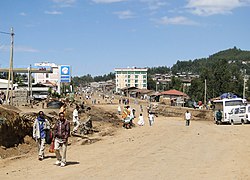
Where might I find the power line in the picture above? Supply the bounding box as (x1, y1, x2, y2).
(0, 31, 14, 35)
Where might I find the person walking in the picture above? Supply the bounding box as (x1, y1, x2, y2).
(148, 112, 154, 126)
(53, 112, 70, 167)
(140, 104, 143, 112)
(59, 104, 67, 115)
(72, 105, 80, 133)
(122, 106, 131, 129)
(137, 113, 145, 126)
(117, 105, 121, 115)
(185, 110, 191, 126)
(33, 111, 50, 161)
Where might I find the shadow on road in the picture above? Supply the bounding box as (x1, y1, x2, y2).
(66, 161, 80, 166)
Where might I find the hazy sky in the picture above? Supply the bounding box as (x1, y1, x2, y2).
(0, 0, 250, 76)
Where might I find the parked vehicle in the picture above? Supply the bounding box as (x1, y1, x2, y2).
(245, 104, 250, 123)
(33, 92, 48, 100)
(228, 106, 247, 125)
(213, 98, 246, 124)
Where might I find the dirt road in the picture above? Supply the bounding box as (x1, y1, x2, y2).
(1, 103, 250, 180)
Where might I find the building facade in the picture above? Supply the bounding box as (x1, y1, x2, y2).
(115, 68, 148, 92)
(34, 62, 71, 94)
(34, 62, 60, 85)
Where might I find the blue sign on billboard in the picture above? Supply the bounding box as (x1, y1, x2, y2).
(60, 65, 71, 83)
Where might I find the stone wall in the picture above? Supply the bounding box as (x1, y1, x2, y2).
(13, 90, 28, 106)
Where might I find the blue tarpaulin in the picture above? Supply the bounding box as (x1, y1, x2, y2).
(220, 93, 238, 99)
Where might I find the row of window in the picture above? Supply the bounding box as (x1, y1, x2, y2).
(116, 79, 147, 83)
(116, 71, 147, 75)
(125, 84, 147, 88)
(116, 75, 147, 79)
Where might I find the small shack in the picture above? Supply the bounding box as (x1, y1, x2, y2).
(159, 89, 188, 106)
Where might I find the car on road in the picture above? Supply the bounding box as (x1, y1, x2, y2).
(228, 106, 247, 125)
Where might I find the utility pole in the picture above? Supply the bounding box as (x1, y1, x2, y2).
(204, 79, 207, 105)
(156, 81, 159, 92)
(243, 75, 246, 99)
(6, 27, 14, 105)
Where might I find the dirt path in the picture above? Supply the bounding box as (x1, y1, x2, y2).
(1, 102, 250, 180)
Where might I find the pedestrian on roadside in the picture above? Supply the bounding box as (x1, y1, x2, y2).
(137, 113, 144, 126)
(53, 112, 70, 167)
(59, 104, 67, 115)
(140, 104, 143, 112)
(72, 105, 80, 133)
(118, 105, 121, 115)
(33, 111, 50, 161)
(148, 111, 154, 126)
(185, 110, 191, 126)
(216, 109, 222, 125)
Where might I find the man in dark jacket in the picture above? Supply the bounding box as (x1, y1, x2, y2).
(54, 112, 70, 167)
(216, 109, 223, 125)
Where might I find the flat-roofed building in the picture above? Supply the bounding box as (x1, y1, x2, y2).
(115, 68, 148, 92)
(34, 62, 60, 85)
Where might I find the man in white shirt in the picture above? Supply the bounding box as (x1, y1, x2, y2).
(148, 112, 154, 126)
(72, 105, 80, 133)
(185, 110, 191, 126)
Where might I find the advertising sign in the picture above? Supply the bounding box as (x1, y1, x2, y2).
(60, 65, 71, 83)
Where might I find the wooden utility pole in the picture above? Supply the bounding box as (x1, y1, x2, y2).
(6, 27, 14, 105)
(204, 79, 207, 105)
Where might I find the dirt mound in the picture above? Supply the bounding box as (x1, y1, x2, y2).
(0, 104, 121, 159)
(0, 105, 21, 113)
(88, 106, 121, 127)
(0, 136, 36, 159)
(0, 106, 57, 148)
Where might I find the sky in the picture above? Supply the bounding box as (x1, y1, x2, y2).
(0, 0, 250, 76)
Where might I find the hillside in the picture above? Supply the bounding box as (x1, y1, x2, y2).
(171, 47, 250, 75)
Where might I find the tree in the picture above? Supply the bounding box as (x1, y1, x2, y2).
(147, 77, 156, 90)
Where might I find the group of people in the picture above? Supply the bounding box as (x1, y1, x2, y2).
(32, 99, 192, 168)
(120, 105, 155, 128)
(33, 110, 70, 167)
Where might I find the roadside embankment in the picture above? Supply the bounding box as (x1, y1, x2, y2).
(156, 104, 213, 121)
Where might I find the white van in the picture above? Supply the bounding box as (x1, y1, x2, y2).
(228, 106, 247, 125)
(213, 98, 246, 123)
(245, 104, 250, 123)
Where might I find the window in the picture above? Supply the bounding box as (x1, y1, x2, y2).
(116, 71, 121, 74)
(143, 84, 147, 87)
(135, 84, 138, 87)
(143, 80, 147, 83)
(128, 75, 130, 78)
(135, 75, 138, 78)
(143, 75, 147, 79)
(46, 73, 49, 78)
(135, 80, 138, 83)
(225, 100, 244, 106)
(128, 80, 130, 83)
(128, 84, 131, 87)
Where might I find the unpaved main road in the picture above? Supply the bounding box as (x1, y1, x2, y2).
(1, 104, 250, 180)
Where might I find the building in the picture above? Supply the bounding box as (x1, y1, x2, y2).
(34, 62, 71, 94)
(34, 62, 60, 86)
(115, 68, 147, 92)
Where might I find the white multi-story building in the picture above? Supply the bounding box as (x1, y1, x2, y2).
(115, 68, 148, 92)
(34, 62, 60, 85)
